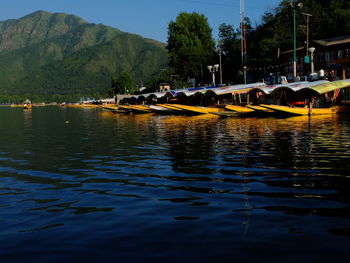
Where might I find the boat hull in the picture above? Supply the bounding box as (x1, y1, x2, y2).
(260, 104, 350, 115)
(225, 105, 255, 113)
(168, 104, 224, 114)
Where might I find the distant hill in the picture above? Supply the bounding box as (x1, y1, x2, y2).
(0, 11, 168, 102)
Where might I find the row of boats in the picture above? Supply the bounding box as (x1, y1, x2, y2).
(99, 79, 350, 117)
(101, 102, 350, 117)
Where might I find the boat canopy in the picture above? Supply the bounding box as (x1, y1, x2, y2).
(121, 79, 350, 103)
(298, 79, 350, 95)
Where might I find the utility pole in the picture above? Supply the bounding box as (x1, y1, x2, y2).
(293, 7, 297, 81)
(290, 1, 303, 82)
(217, 41, 223, 85)
(301, 12, 312, 56)
(240, 0, 247, 84)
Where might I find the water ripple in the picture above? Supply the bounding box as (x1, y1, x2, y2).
(1, 108, 350, 262)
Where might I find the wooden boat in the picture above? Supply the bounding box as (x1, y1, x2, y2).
(260, 104, 350, 115)
(211, 111, 241, 117)
(246, 105, 275, 113)
(117, 104, 152, 113)
(158, 104, 187, 113)
(102, 105, 126, 112)
(147, 105, 174, 114)
(83, 104, 100, 108)
(225, 105, 255, 113)
(169, 104, 224, 114)
(23, 103, 32, 110)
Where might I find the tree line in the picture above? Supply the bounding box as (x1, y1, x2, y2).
(112, 0, 350, 95)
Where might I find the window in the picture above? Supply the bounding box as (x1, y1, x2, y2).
(338, 50, 343, 59)
(325, 52, 330, 62)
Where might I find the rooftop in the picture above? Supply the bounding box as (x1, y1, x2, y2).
(314, 35, 350, 46)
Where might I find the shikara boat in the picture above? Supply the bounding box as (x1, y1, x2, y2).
(147, 105, 174, 114)
(211, 111, 244, 117)
(246, 105, 275, 113)
(258, 79, 350, 116)
(158, 104, 188, 113)
(260, 104, 350, 115)
(23, 103, 32, 110)
(117, 104, 152, 113)
(224, 105, 255, 113)
(102, 105, 126, 113)
(169, 104, 224, 114)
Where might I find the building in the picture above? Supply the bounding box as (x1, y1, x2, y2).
(313, 35, 350, 79)
(159, 83, 171, 92)
(279, 35, 350, 80)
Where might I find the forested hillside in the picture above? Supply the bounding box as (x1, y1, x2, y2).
(0, 11, 168, 102)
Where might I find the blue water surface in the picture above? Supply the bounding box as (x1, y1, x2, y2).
(0, 107, 350, 262)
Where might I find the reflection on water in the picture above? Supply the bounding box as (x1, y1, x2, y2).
(1, 107, 350, 262)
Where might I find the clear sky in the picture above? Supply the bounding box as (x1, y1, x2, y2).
(0, 0, 281, 42)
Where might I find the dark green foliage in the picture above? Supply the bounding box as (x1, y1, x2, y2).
(112, 72, 135, 94)
(214, 1, 350, 81)
(218, 23, 241, 84)
(167, 12, 215, 84)
(0, 11, 168, 102)
(246, 0, 350, 72)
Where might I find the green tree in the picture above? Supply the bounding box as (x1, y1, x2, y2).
(218, 23, 241, 83)
(246, 0, 350, 75)
(113, 72, 135, 94)
(167, 12, 215, 85)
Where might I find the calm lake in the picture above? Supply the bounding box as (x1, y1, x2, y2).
(1, 106, 350, 262)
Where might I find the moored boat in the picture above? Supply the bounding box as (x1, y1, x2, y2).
(23, 99, 32, 110)
(169, 104, 224, 114)
(118, 104, 152, 113)
(224, 105, 255, 113)
(260, 104, 350, 115)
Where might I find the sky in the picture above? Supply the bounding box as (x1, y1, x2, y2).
(0, 0, 281, 42)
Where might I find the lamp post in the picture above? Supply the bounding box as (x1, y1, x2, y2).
(290, 1, 303, 81)
(216, 41, 223, 85)
(207, 64, 219, 86)
(309, 47, 315, 74)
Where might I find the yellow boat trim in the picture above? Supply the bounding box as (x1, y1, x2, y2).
(133, 105, 152, 111)
(103, 105, 121, 111)
(118, 105, 152, 113)
(170, 104, 223, 114)
(160, 104, 187, 111)
(260, 104, 350, 115)
(246, 105, 275, 113)
(225, 105, 255, 113)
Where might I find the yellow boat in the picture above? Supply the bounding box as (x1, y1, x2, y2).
(169, 104, 223, 114)
(133, 105, 153, 112)
(246, 105, 275, 113)
(118, 104, 152, 113)
(102, 105, 125, 112)
(23, 104, 32, 110)
(11, 104, 25, 108)
(260, 104, 350, 115)
(225, 105, 255, 113)
(83, 104, 100, 108)
(158, 104, 187, 113)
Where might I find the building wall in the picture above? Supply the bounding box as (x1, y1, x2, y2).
(279, 37, 350, 80)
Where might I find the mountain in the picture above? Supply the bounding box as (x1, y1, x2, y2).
(0, 11, 168, 102)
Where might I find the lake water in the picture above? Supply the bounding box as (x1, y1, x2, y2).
(1, 106, 350, 262)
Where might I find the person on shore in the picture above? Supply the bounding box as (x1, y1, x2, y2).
(318, 69, 325, 80)
(328, 69, 339, 81)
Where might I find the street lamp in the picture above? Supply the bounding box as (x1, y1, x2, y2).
(207, 64, 219, 86)
(309, 47, 315, 74)
(290, 1, 303, 81)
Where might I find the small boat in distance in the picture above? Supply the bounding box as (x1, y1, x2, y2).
(23, 99, 32, 110)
